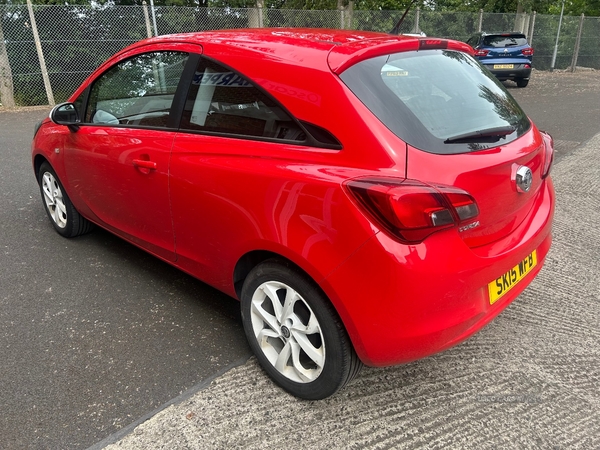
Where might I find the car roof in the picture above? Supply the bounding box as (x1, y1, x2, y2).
(480, 31, 527, 38)
(116, 28, 472, 74)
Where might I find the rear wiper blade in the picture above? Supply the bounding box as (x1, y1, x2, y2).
(444, 126, 515, 144)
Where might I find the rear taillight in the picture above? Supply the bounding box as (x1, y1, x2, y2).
(540, 131, 554, 178)
(345, 178, 479, 244)
(521, 47, 534, 56)
(474, 49, 489, 57)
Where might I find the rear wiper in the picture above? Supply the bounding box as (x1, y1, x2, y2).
(444, 126, 515, 144)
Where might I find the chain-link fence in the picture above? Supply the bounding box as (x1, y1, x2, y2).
(1, 4, 599, 107)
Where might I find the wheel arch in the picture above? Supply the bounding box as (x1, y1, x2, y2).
(233, 250, 314, 300)
(33, 154, 50, 182)
(232, 246, 367, 356)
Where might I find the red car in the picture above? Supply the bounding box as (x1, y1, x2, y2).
(32, 29, 555, 400)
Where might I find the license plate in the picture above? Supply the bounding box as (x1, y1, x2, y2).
(493, 64, 514, 69)
(488, 250, 537, 304)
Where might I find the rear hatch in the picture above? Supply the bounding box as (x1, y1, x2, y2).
(338, 40, 551, 248)
(479, 33, 532, 65)
(406, 132, 546, 248)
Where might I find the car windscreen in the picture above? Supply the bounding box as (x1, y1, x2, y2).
(339, 49, 531, 154)
(483, 35, 528, 47)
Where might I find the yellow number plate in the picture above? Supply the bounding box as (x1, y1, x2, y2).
(493, 64, 514, 69)
(488, 250, 537, 304)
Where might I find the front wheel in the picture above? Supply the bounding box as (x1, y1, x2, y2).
(38, 162, 93, 237)
(241, 259, 362, 399)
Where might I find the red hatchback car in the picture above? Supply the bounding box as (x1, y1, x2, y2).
(32, 29, 555, 399)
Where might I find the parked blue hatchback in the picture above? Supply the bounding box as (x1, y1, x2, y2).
(467, 32, 534, 87)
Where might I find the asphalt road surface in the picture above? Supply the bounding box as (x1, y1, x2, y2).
(1, 68, 599, 449)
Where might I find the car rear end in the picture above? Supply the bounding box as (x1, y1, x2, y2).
(325, 36, 554, 366)
(473, 33, 533, 85)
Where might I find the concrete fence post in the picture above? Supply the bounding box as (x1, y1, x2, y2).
(413, 7, 420, 34)
(0, 17, 16, 107)
(142, 2, 153, 38)
(477, 9, 483, 32)
(570, 13, 585, 72)
(248, 1, 263, 28)
(26, 0, 54, 106)
(528, 11, 536, 45)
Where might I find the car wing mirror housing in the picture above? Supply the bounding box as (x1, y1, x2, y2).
(50, 102, 80, 132)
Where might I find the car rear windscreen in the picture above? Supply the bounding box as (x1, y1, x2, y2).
(340, 49, 531, 155)
(483, 35, 528, 47)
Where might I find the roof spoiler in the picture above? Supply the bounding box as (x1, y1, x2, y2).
(389, 0, 419, 35)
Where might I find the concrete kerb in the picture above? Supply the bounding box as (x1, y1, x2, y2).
(87, 355, 252, 450)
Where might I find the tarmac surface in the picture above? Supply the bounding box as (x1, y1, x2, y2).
(1, 68, 599, 449)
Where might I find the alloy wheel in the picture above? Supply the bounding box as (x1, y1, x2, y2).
(41, 171, 68, 229)
(250, 280, 325, 383)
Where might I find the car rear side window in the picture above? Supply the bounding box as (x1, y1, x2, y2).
(340, 49, 530, 154)
(85, 51, 189, 128)
(179, 57, 306, 142)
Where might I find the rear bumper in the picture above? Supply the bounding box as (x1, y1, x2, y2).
(485, 64, 532, 80)
(324, 177, 555, 367)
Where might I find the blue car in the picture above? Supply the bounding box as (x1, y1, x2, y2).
(467, 32, 534, 87)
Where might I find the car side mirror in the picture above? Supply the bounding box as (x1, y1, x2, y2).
(50, 102, 80, 132)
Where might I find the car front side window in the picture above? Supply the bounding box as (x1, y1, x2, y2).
(85, 51, 189, 128)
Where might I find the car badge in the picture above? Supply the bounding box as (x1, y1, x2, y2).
(504, 48, 508, 53)
(515, 166, 533, 193)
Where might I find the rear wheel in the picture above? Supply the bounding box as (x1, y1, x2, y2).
(516, 78, 529, 88)
(38, 162, 93, 237)
(240, 259, 362, 399)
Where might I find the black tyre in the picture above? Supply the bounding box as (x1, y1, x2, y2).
(38, 162, 93, 238)
(516, 78, 529, 88)
(241, 259, 362, 400)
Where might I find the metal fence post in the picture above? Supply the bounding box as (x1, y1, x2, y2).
(477, 9, 483, 32)
(26, 0, 54, 105)
(570, 13, 585, 72)
(142, 2, 153, 38)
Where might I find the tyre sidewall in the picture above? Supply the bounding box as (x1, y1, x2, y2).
(241, 261, 350, 400)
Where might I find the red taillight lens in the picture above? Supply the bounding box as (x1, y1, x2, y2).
(474, 49, 489, 57)
(540, 131, 554, 178)
(521, 47, 534, 56)
(345, 178, 479, 244)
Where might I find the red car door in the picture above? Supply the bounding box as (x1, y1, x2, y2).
(63, 50, 193, 261)
(64, 127, 176, 261)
